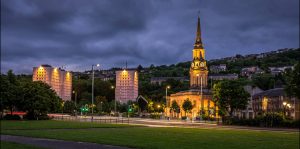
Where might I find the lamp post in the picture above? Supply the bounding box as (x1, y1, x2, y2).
(100, 101, 103, 113)
(111, 85, 116, 115)
(73, 90, 77, 117)
(157, 104, 161, 119)
(287, 103, 291, 117)
(165, 85, 170, 117)
(282, 102, 292, 117)
(61, 101, 65, 120)
(283, 101, 287, 116)
(91, 64, 100, 121)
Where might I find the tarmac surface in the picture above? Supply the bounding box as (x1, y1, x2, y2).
(1, 135, 131, 149)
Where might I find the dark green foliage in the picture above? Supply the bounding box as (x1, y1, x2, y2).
(285, 62, 300, 99)
(150, 113, 161, 119)
(0, 70, 22, 115)
(2, 114, 21, 120)
(252, 74, 275, 90)
(22, 81, 62, 120)
(24, 112, 50, 120)
(170, 100, 180, 114)
(209, 48, 300, 73)
(213, 80, 250, 117)
(222, 112, 299, 128)
(63, 101, 76, 114)
(72, 78, 115, 103)
(139, 77, 189, 103)
(72, 77, 115, 114)
(1, 70, 62, 120)
(181, 116, 187, 120)
(182, 99, 193, 116)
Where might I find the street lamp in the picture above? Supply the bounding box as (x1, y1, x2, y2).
(61, 101, 65, 120)
(165, 85, 170, 117)
(282, 102, 291, 117)
(283, 102, 287, 106)
(100, 101, 103, 113)
(91, 64, 100, 121)
(111, 85, 116, 115)
(73, 90, 77, 116)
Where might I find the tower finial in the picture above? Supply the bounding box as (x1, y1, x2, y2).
(194, 12, 203, 49)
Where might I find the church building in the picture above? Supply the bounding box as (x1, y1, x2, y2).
(166, 16, 218, 119)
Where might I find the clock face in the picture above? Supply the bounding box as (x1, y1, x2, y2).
(200, 62, 204, 67)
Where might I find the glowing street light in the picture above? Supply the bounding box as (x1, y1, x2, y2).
(165, 85, 170, 116)
(91, 64, 100, 121)
(283, 102, 287, 106)
(282, 101, 291, 117)
(111, 85, 117, 114)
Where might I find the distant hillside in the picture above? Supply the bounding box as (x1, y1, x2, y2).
(144, 48, 300, 77)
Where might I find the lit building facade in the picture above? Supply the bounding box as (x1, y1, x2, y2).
(115, 69, 138, 103)
(190, 16, 208, 88)
(32, 64, 72, 101)
(252, 88, 299, 120)
(166, 16, 218, 119)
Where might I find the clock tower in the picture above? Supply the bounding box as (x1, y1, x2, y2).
(190, 16, 208, 88)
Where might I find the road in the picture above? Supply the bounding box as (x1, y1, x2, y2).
(1, 135, 131, 149)
(53, 115, 299, 132)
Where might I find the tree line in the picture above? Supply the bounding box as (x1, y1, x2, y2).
(1, 70, 62, 120)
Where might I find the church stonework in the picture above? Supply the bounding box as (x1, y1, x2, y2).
(166, 16, 218, 119)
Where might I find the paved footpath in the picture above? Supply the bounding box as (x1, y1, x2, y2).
(1, 135, 131, 149)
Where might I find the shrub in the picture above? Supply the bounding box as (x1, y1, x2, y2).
(3, 114, 21, 120)
(260, 112, 284, 127)
(222, 112, 298, 128)
(150, 113, 161, 119)
(181, 116, 187, 120)
(201, 114, 209, 121)
(23, 112, 50, 120)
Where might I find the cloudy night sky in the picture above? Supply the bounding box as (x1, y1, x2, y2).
(1, 0, 299, 74)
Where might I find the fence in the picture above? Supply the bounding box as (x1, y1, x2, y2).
(52, 116, 130, 124)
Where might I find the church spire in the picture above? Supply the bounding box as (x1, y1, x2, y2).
(194, 15, 203, 49)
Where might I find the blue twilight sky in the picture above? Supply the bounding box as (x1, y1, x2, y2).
(1, 0, 299, 74)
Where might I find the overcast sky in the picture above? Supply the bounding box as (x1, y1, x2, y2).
(1, 0, 299, 74)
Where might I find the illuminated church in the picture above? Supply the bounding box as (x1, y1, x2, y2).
(166, 16, 218, 119)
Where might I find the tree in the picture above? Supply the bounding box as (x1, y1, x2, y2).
(285, 62, 300, 99)
(137, 65, 143, 72)
(63, 101, 76, 114)
(213, 80, 250, 117)
(182, 99, 193, 116)
(170, 100, 180, 117)
(95, 96, 107, 113)
(22, 81, 62, 120)
(252, 74, 275, 90)
(0, 74, 10, 117)
(1, 70, 22, 115)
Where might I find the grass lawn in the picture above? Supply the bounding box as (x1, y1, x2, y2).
(1, 120, 299, 149)
(0, 120, 132, 130)
(0, 141, 44, 149)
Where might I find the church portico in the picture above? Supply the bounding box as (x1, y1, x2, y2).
(167, 90, 218, 119)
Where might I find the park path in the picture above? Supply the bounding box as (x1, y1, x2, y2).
(1, 135, 131, 149)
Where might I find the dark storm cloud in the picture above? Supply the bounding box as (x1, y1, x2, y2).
(1, 0, 299, 74)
